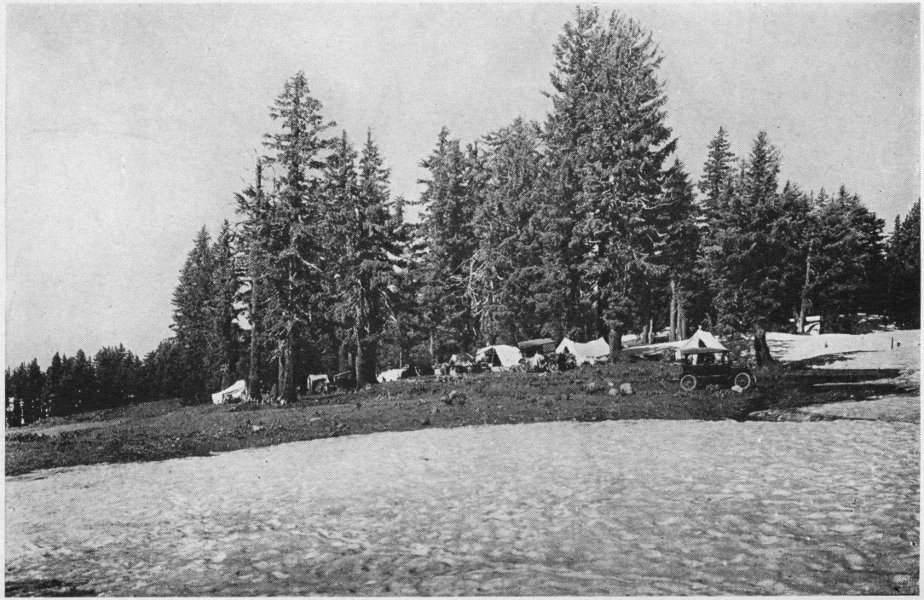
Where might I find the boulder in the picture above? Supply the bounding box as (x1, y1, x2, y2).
(619, 383, 634, 396)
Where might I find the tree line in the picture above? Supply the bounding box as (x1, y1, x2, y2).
(7, 7, 919, 422)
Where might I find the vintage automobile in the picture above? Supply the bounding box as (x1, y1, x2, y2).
(677, 347, 754, 391)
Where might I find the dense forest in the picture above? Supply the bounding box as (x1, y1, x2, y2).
(7, 8, 920, 424)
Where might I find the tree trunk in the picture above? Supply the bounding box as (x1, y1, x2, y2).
(678, 293, 687, 340)
(640, 321, 650, 346)
(753, 321, 776, 366)
(669, 278, 678, 342)
(608, 322, 623, 362)
(281, 337, 296, 403)
(796, 240, 814, 334)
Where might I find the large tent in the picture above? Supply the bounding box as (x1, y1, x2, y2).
(674, 328, 727, 359)
(475, 344, 523, 368)
(555, 337, 610, 366)
(211, 379, 248, 404)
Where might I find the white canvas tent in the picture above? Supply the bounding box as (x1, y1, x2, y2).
(475, 344, 523, 368)
(211, 379, 248, 404)
(555, 337, 610, 366)
(674, 328, 727, 359)
(378, 368, 404, 383)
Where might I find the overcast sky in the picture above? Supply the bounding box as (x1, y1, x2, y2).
(6, 3, 920, 368)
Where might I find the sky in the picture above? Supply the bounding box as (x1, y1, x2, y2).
(5, 2, 920, 368)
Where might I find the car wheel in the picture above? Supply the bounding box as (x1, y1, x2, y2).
(680, 374, 697, 391)
(734, 372, 753, 390)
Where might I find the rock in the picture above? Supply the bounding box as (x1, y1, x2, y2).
(583, 382, 601, 394)
(430, 406, 439, 415)
(272, 571, 289, 580)
(210, 552, 227, 563)
(619, 383, 634, 396)
(251, 425, 265, 433)
(731, 385, 743, 393)
(608, 388, 620, 396)
(448, 390, 466, 405)
(410, 543, 431, 557)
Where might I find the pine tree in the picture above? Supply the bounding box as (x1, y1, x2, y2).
(708, 132, 791, 331)
(472, 118, 553, 343)
(698, 127, 736, 213)
(326, 131, 403, 385)
(171, 227, 215, 402)
(886, 200, 920, 327)
(22, 358, 45, 425)
(549, 8, 677, 358)
(811, 186, 885, 331)
(657, 160, 700, 341)
(210, 221, 244, 389)
(419, 127, 480, 358)
(260, 71, 334, 402)
(39, 352, 64, 417)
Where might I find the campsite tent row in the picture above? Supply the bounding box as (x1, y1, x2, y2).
(212, 329, 729, 399)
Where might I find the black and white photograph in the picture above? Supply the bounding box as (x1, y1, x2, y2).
(4, 2, 920, 596)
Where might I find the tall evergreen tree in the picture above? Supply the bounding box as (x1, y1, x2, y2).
(210, 221, 244, 389)
(419, 127, 480, 358)
(548, 7, 677, 358)
(260, 71, 334, 402)
(326, 131, 403, 385)
(886, 200, 920, 327)
(171, 226, 215, 402)
(472, 118, 550, 343)
(698, 127, 736, 213)
(811, 186, 885, 331)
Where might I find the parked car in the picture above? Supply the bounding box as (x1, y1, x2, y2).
(678, 348, 754, 391)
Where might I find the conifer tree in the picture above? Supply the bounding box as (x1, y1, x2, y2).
(260, 71, 334, 402)
(548, 7, 677, 358)
(473, 118, 553, 343)
(326, 131, 403, 384)
(210, 221, 244, 389)
(698, 127, 736, 213)
(886, 200, 920, 327)
(811, 186, 885, 331)
(419, 127, 479, 358)
(171, 226, 215, 402)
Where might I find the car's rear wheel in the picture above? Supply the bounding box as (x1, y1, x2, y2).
(734, 372, 753, 390)
(680, 374, 698, 391)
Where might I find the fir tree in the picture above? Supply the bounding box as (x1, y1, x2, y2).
(698, 127, 736, 213)
(260, 71, 334, 402)
(886, 200, 920, 327)
(549, 8, 677, 358)
(171, 226, 215, 402)
(418, 127, 479, 358)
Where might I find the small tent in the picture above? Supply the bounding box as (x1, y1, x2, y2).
(674, 328, 727, 359)
(378, 368, 404, 383)
(475, 344, 523, 368)
(556, 337, 611, 366)
(212, 379, 248, 404)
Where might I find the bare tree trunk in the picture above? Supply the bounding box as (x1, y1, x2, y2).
(796, 240, 815, 333)
(248, 159, 263, 402)
(608, 322, 624, 363)
(669, 278, 678, 342)
(678, 290, 687, 340)
(277, 341, 285, 401)
(282, 338, 296, 403)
